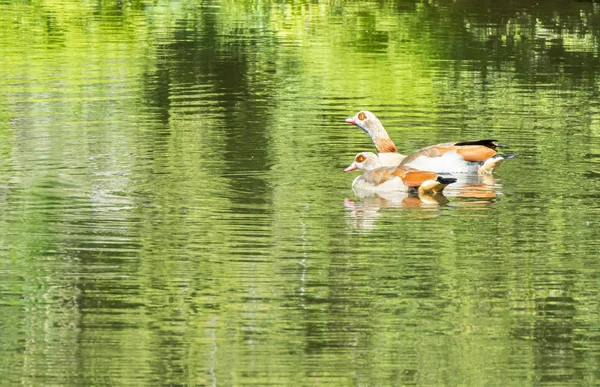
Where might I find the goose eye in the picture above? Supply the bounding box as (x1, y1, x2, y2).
(356, 154, 366, 163)
(358, 112, 367, 120)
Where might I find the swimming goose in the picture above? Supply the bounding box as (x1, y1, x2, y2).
(345, 110, 517, 174)
(344, 152, 457, 196)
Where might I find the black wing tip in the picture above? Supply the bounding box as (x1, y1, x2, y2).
(437, 176, 457, 185)
(454, 139, 501, 148)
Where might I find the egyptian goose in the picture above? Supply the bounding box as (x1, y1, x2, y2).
(344, 152, 457, 196)
(345, 110, 517, 174)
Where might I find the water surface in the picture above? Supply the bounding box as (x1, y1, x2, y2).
(1, 0, 600, 385)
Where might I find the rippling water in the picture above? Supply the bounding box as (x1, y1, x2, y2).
(1, 0, 600, 385)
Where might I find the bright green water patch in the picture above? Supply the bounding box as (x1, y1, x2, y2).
(1, 0, 600, 385)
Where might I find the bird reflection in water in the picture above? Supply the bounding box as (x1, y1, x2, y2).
(344, 192, 449, 231)
(344, 174, 504, 231)
(444, 174, 503, 205)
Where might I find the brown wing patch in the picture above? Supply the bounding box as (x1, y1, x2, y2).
(403, 143, 497, 164)
(456, 146, 497, 162)
(400, 171, 439, 187)
(390, 165, 416, 179)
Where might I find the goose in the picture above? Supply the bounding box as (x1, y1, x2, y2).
(345, 110, 517, 174)
(344, 152, 457, 196)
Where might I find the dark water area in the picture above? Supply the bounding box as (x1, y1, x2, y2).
(1, 0, 600, 385)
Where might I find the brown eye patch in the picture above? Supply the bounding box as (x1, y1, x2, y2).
(357, 112, 367, 120)
(356, 154, 366, 163)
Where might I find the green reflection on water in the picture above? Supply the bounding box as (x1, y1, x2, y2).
(1, 0, 600, 385)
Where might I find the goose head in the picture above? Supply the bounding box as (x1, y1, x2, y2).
(345, 111, 397, 153)
(344, 152, 382, 172)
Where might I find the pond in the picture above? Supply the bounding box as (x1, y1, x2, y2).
(1, 0, 600, 385)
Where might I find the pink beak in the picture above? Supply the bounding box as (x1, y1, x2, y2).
(345, 117, 356, 125)
(344, 163, 357, 172)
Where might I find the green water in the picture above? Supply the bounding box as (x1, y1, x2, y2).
(1, 0, 600, 385)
